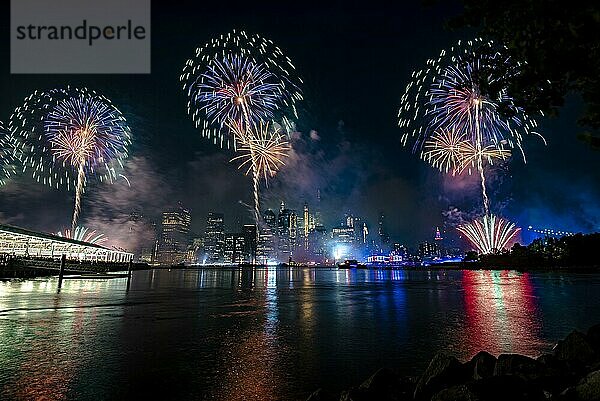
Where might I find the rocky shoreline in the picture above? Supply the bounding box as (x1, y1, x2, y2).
(307, 324, 600, 401)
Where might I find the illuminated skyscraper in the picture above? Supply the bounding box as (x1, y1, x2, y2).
(242, 224, 257, 262)
(278, 202, 297, 262)
(378, 212, 390, 251)
(204, 212, 225, 263)
(303, 202, 310, 251)
(224, 233, 246, 263)
(258, 209, 277, 262)
(156, 204, 191, 265)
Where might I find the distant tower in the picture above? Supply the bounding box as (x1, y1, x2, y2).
(378, 212, 389, 250)
(303, 202, 310, 251)
(435, 227, 443, 241)
(314, 189, 322, 226)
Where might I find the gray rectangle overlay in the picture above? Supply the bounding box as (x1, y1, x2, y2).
(11, 0, 151, 74)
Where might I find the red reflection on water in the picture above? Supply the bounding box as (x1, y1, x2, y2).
(213, 268, 288, 401)
(461, 270, 544, 357)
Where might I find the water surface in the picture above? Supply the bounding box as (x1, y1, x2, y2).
(1, 268, 600, 400)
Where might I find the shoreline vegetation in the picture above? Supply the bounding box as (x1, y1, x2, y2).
(306, 324, 600, 401)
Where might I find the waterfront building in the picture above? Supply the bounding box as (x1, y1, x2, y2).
(156, 204, 191, 265)
(0, 224, 132, 262)
(204, 212, 225, 264)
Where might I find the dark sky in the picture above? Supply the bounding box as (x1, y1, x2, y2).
(0, 0, 598, 251)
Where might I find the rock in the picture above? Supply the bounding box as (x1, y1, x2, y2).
(414, 352, 467, 400)
(359, 367, 397, 392)
(554, 331, 596, 365)
(574, 370, 600, 401)
(470, 375, 546, 401)
(338, 388, 368, 401)
(432, 384, 479, 401)
(536, 354, 580, 394)
(305, 388, 336, 401)
(494, 354, 541, 381)
(467, 351, 497, 380)
(588, 325, 600, 353)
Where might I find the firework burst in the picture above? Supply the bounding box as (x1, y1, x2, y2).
(398, 38, 545, 227)
(0, 121, 16, 186)
(422, 130, 511, 175)
(457, 214, 520, 254)
(230, 121, 290, 182)
(8, 87, 131, 232)
(182, 30, 302, 231)
(229, 120, 291, 224)
(399, 38, 545, 154)
(57, 226, 108, 246)
(181, 30, 303, 148)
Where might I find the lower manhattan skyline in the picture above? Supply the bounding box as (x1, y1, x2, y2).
(2, 1, 600, 401)
(0, 1, 597, 257)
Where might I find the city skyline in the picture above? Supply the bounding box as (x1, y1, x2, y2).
(0, 1, 598, 254)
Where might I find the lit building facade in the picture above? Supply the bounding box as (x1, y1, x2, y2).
(156, 205, 191, 265)
(224, 233, 246, 264)
(277, 202, 297, 262)
(242, 224, 257, 263)
(257, 209, 277, 262)
(0, 224, 132, 262)
(204, 212, 225, 263)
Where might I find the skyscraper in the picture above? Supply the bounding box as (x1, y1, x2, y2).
(224, 233, 246, 264)
(278, 202, 297, 262)
(257, 209, 277, 262)
(204, 212, 225, 264)
(303, 202, 310, 251)
(156, 204, 192, 265)
(378, 212, 390, 251)
(242, 224, 257, 263)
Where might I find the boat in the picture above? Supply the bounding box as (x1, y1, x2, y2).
(337, 259, 366, 269)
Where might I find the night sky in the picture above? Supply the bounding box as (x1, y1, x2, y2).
(0, 0, 598, 251)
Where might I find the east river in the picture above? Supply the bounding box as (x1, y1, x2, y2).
(1, 268, 600, 400)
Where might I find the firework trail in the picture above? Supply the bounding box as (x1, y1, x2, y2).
(230, 121, 291, 223)
(8, 87, 131, 232)
(181, 30, 302, 227)
(57, 226, 108, 246)
(181, 30, 303, 148)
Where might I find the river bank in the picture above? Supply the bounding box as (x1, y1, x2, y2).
(0, 257, 149, 279)
(307, 324, 600, 401)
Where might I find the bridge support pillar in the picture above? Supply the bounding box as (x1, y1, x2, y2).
(58, 254, 66, 289)
(126, 259, 133, 290)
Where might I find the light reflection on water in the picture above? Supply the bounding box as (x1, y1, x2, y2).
(1, 268, 600, 401)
